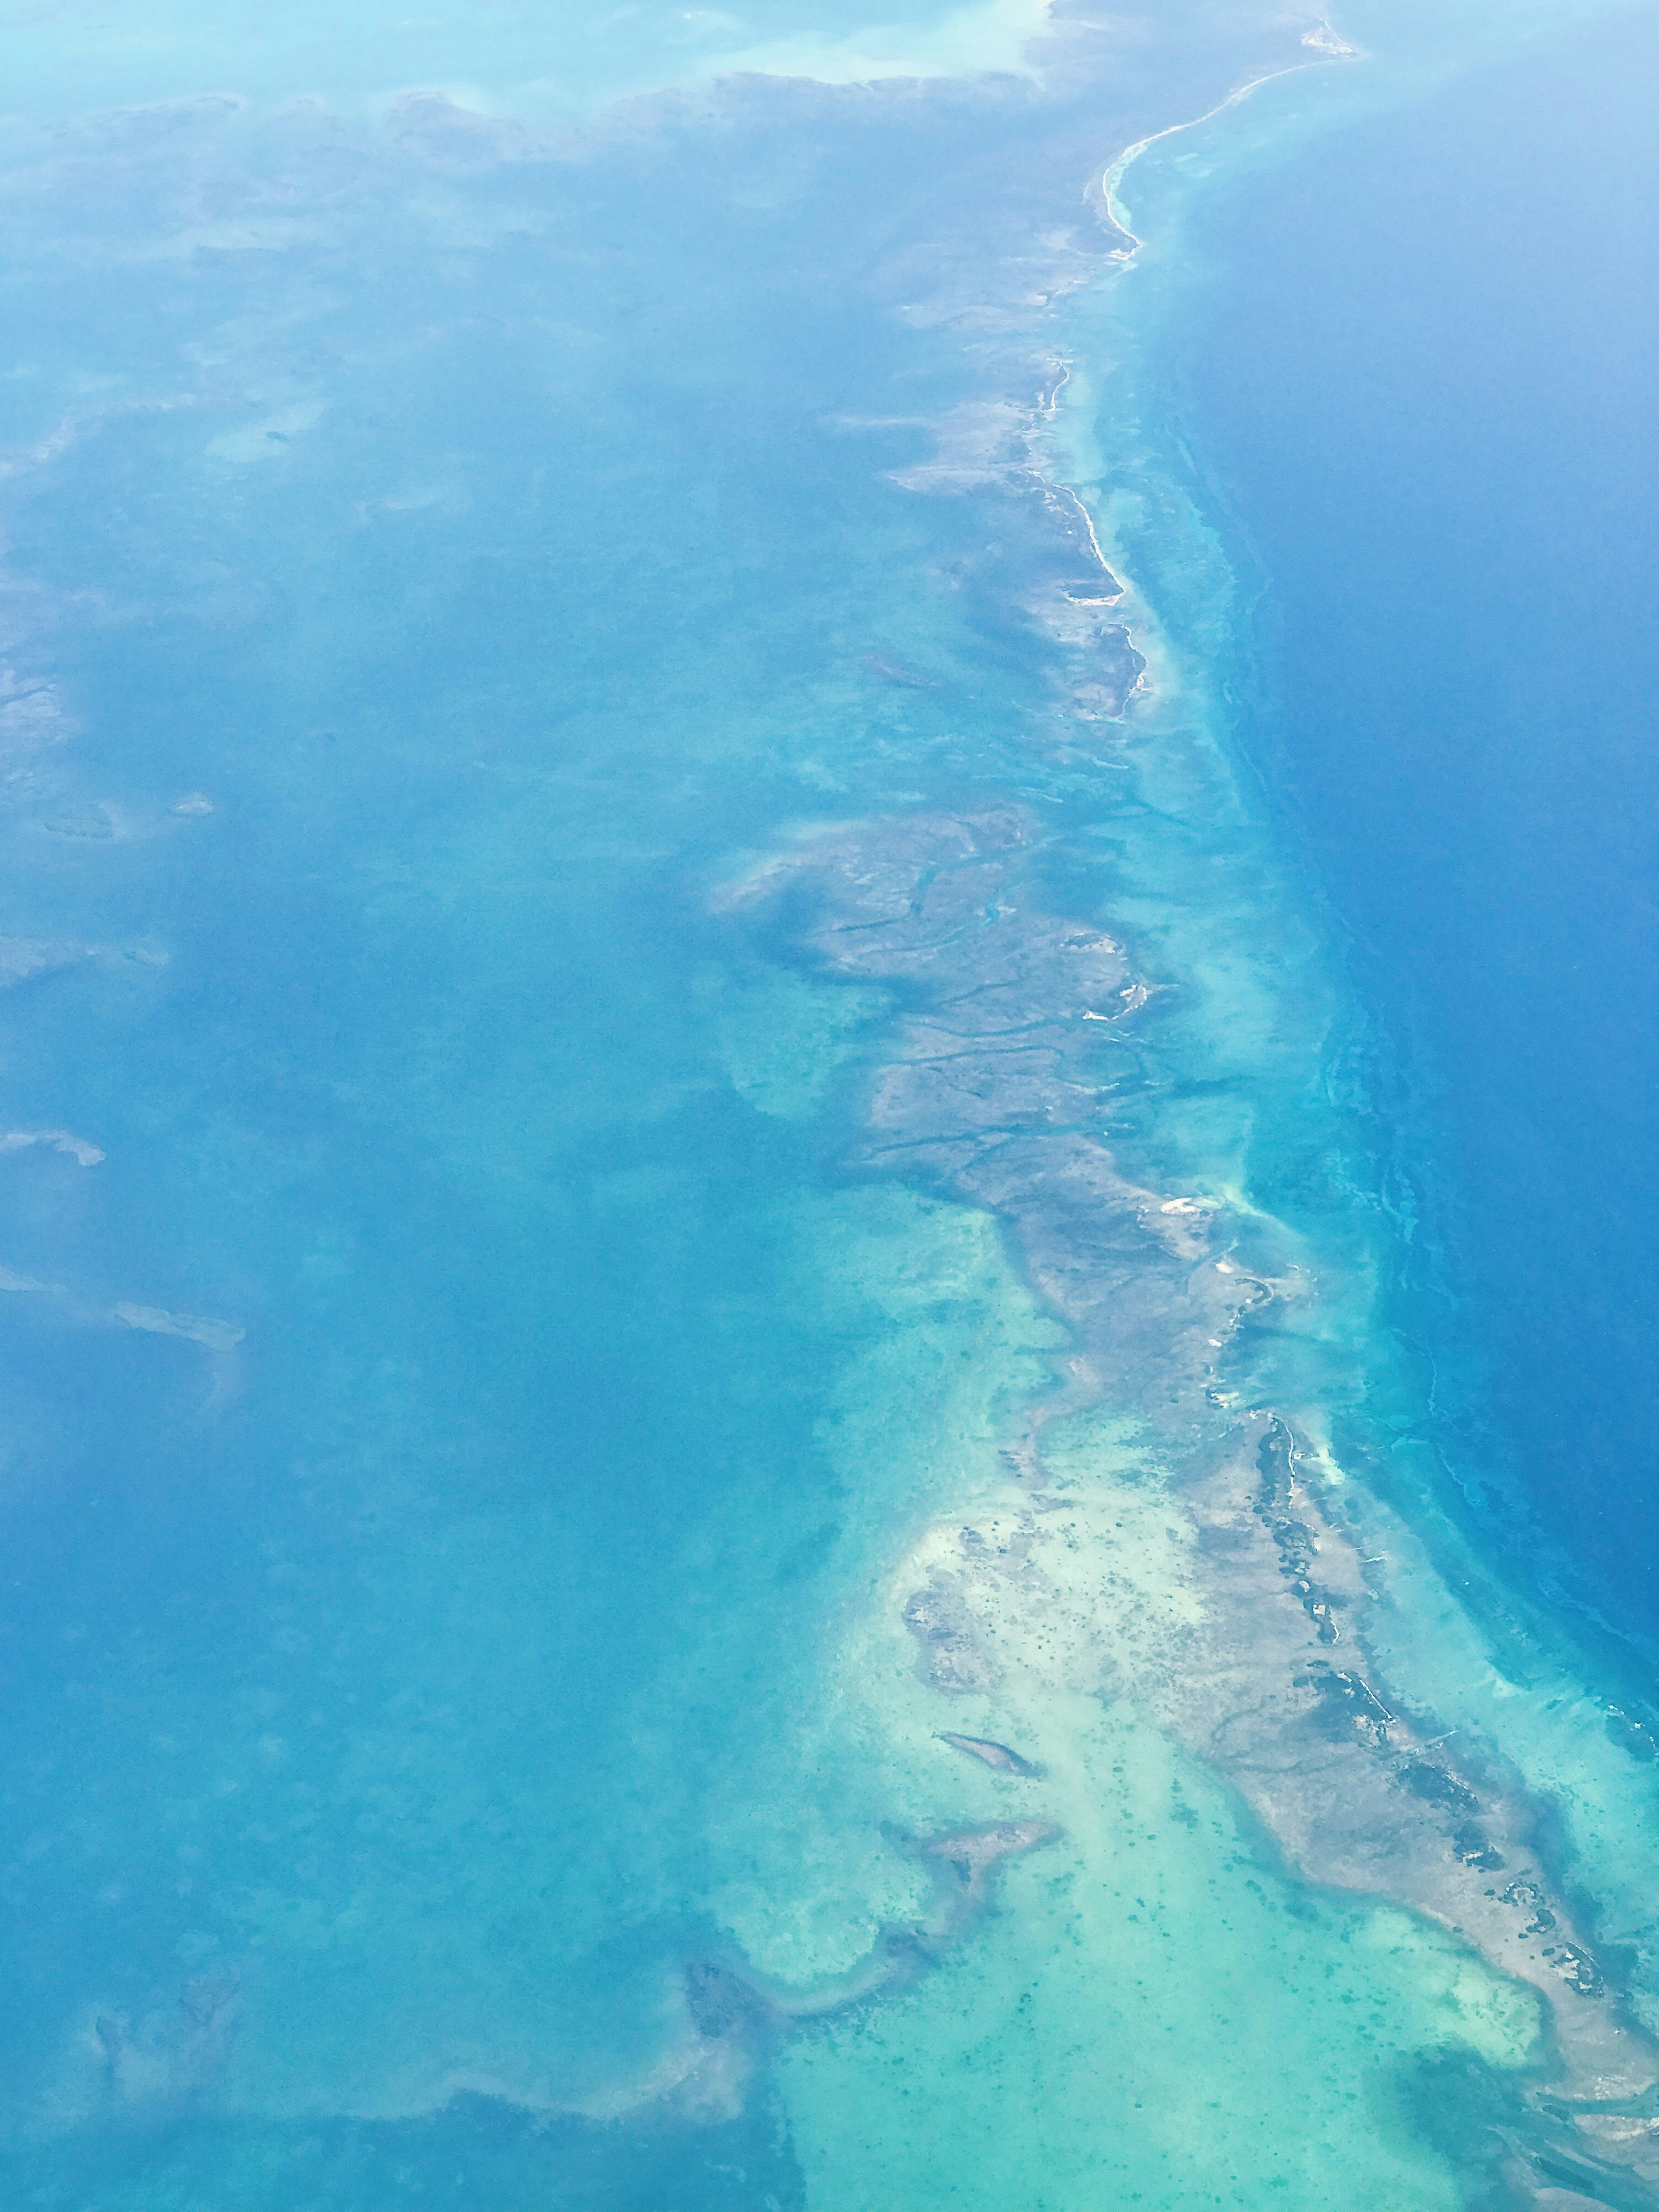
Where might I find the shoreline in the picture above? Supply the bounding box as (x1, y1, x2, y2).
(702, 37, 1659, 2198)
(718, 797, 1659, 2198)
(7, 2, 1654, 2196)
(1090, 28, 1361, 262)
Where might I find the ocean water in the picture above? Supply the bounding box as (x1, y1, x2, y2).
(1, 2, 1656, 2208)
(1152, 4, 1659, 1651)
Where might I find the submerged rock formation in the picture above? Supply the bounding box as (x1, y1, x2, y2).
(718, 803, 1659, 2204)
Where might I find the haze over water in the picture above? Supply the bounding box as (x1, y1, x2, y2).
(1, 2, 1656, 2208)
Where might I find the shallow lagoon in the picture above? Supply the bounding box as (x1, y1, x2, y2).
(1, 2, 1656, 2206)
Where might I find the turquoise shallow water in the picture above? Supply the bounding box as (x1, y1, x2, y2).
(0, 0, 1053, 117)
(1, 2, 1656, 2207)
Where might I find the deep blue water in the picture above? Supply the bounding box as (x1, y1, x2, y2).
(3, 5, 1658, 2208)
(1165, 5, 1659, 1650)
